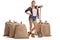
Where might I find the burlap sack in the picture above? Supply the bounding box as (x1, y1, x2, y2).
(9, 22, 19, 37)
(14, 24, 28, 38)
(4, 21, 12, 36)
(37, 21, 51, 36)
(40, 23, 46, 36)
(42, 23, 51, 36)
(37, 22, 43, 37)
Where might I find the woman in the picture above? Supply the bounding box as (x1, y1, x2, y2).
(25, 0, 42, 36)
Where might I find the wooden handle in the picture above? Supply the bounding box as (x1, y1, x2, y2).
(21, 22, 22, 24)
(39, 8, 41, 21)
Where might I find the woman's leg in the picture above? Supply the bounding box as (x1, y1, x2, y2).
(28, 19, 33, 36)
(33, 21, 38, 34)
(29, 19, 33, 33)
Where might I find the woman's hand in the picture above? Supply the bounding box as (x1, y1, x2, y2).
(38, 5, 43, 8)
(26, 12, 32, 16)
(29, 13, 32, 16)
(30, 13, 32, 16)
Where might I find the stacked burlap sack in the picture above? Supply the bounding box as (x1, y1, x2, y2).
(37, 20, 51, 37)
(4, 20, 12, 36)
(14, 23, 28, 38)
(4, 20, 29, 38)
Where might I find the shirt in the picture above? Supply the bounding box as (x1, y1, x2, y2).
(32, 8, 37, 16)
(25, 6, 39, 18)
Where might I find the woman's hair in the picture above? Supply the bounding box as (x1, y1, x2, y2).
(31, 0, 35, 4)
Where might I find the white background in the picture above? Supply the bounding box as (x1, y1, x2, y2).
(0, 0, 60, 40)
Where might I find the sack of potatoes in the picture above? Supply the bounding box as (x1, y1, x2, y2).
(37, 20, 51, 37)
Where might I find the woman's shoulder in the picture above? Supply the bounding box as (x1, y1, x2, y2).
(35, 5, 38, 9)
(27, 6, 32, 10)
(28, 6, 32, 8)
(29, 6, 38, 8)
(35, 5, 38, 7)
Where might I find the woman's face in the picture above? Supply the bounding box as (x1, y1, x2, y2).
(31, 1, 35, 7)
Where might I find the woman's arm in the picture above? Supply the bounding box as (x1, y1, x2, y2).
(25, 12, 32, 15)
(38, 5, 43, 8)
(25, 7, 32, 15)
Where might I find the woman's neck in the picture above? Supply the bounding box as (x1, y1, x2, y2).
(31, 6, 35, 9)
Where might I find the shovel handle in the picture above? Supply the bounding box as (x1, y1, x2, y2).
(38, 5, 43, 21)
(39, 8, 41, 21)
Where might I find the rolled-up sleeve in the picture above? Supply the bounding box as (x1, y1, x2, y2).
(37, 9, 39, 19)
(25, 7, 30, 12)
